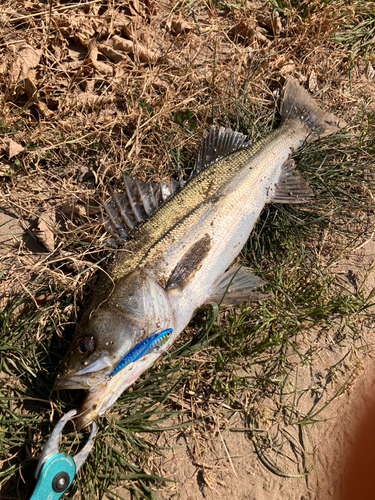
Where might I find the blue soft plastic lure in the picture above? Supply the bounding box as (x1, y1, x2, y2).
(109, 328, 173, 378)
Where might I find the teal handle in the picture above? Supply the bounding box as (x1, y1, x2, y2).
(30, 453, 75, 500)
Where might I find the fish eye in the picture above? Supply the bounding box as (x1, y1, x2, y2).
(76, 335, 95, 356)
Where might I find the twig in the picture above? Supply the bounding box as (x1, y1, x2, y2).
(218, 428, 237, 477)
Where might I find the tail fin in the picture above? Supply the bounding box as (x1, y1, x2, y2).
(281, 78, 347, 141)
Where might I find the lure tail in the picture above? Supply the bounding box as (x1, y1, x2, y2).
(108, 329, 173, 378)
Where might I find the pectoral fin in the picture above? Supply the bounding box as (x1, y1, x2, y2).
(207, 266, 271, 305)
(271, 159, 314, 204)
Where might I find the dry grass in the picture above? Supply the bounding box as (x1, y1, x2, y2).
(0, 0, 375, 498)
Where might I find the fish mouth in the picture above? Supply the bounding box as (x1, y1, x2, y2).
(53, 375, 102, 390)
(54, 352, 115, 390)
(53, 370, 109, 391)
(72, 349, 166, 429)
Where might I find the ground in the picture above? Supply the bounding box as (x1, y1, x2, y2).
(0, 1, 375, 499)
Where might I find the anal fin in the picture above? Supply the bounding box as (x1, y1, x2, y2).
(207, 266, 271, 306)
(271, 159, 314, 204)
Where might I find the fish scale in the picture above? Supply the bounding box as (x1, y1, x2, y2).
(110, 123, 303, 284)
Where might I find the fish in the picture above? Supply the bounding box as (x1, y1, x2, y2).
(54, 78, 346, 429)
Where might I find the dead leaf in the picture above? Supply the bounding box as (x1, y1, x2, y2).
(25, 69, 37, 99)
(61, 201, 100, 219)
(367, 63, 375, 80)
(279, 63, 296, 79)
(93, 61, 114, 76)
(97, 44, 129, 63)
(35, 291, 55, 306)
(61, 60, 84, 71)
(309, 69, 318, 92)
(95, 10, 132, 38)
(98, 35, 158, 64)
(57, 14, 96, 47)
(230, 19, 272, 46)
(255, 26, 270, 45)
(83, 39, 114, 76)
(256, 11, 283, 36)
(36, 101, 54, 118)
(144, 0, 157, 16)
(86, 39, 98, 62)
(112, 35, 158, 63)
(60, 251, 92, 273)
(36, 212, 55, 252)
(152, 77, 169, 90)
(167, 18, 195, 35)
(2, 139, 24, 159)
(230, 21, 255, 44)
(0, 42, 41, 84)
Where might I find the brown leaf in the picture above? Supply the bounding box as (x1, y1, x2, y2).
(86, 39, 99, 62)
(308, 69, 318, 92)
(97, 44, 129, 63)
(111, 36, 134, 53)
(230, 20, 256, 45)
(61, 201, 100, 219)
(112, 35, 158, 63)
(256, 11, 283, 36)
(367, 63, 375, 80)
(167, 18, 194, 35)
(2, 139, 24, 159)
(280, 63, 295, 75)
(92, 61, 114, 76)
(57, 14, 96, 47)
(25, 69, 37, 99)
(37, 101, 54, 118)
(36, 212, 55, 253)
(96, 10, 132, 38)
(0, 42, 41, 83)
(35, 291, 55, 306)
(61, 60, 84, 71)
(255, 26, 270, 45)
(144, 0, 157, 16)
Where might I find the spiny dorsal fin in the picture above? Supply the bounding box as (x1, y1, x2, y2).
(270, 159, 314, 204)
(104, 127, 248, 243)
(192, 126, 249, 177)
(207, 266, 271, 305)
(104, 175, 181, 243)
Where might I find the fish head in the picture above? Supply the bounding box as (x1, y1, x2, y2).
(54, 270, 175, 427)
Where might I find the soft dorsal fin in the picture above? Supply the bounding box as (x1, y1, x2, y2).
(104, 175, 181, 243)
(207, 266, 271, 305)
(192, 126, 248, 177)
(270, 159, 314, 204)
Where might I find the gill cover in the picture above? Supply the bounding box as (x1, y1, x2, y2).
(54, 270, 174, 388)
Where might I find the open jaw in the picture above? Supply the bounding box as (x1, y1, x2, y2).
(58, 349, 167, 429)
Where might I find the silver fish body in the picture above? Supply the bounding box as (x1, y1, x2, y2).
(54, 78, 346, 428)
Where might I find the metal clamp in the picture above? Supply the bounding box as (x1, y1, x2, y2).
(30, 409, 97, 500)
